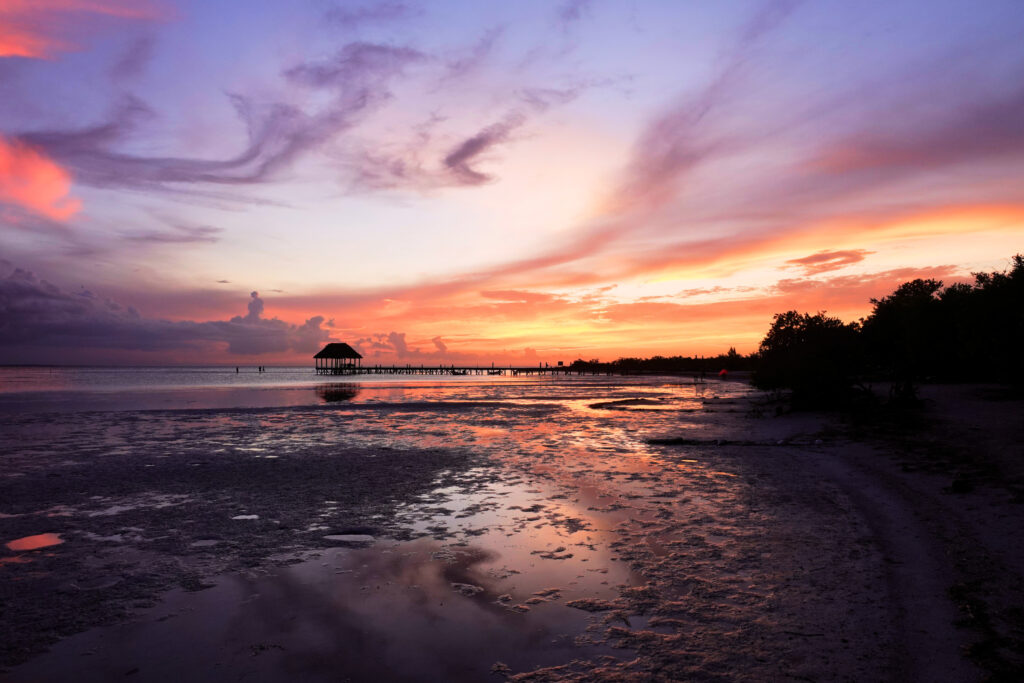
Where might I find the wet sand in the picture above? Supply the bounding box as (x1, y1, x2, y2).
(1, 379, 1022, 681)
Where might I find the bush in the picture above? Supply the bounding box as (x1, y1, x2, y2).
(753, 311, 862, 407)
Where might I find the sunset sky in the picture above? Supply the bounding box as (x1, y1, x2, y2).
(1, 0, 1022, 365)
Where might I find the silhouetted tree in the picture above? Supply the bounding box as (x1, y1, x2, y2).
(753, 311, 861, 407)
(861, 278, 943, 400)
(859, 254, 1024, 390)
(968, 254, 1024, 383)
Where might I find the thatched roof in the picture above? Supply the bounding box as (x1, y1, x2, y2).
(314, 342, 363, 359)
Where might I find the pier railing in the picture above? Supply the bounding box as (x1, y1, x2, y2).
(315, 365, 608, 376)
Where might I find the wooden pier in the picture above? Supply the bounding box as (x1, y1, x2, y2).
(312, 343, 718, 378)
(315, 364, 606, 377)
(314, 342, 611, 377)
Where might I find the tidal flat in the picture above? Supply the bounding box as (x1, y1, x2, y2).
(1, 377, 1022, 681)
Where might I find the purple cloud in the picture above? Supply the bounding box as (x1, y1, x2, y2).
(0, 261, 332, 357)
(122, 223, 222, 244)
(442, 112, 526, 185)
(18, 43, 423, 192)
(325, 2, 415, 28)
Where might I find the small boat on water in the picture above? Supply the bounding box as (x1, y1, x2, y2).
(451, 369, 468, 375)
(487, 370, 502, 376)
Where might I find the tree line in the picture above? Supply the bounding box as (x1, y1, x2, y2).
(569, 254, 1023, 407)
(753, 254, 1024, 406)
(568, 347, 756, 375)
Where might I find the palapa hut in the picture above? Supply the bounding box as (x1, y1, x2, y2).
(314, 342, 363, 375)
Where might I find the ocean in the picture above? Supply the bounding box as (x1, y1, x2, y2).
(0, 364, 726, 414)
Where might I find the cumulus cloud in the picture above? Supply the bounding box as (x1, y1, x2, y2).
(352, 330, 460, 361)
(241, 291, 264, 322)
(0, 261, 333, 357)
(386, 330, 409, 356)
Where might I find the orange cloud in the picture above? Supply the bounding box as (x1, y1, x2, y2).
(0, 0, 163, 59)
(0, 135, 81, 219)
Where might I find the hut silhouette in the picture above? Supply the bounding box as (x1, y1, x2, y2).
(314, 343, 363, 375)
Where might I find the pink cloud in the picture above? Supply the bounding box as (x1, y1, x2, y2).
(0, 0, 164, 59)
(0, 135, 81, 220)
(783, 249, 873, 275)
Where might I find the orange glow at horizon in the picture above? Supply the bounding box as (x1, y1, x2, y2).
(109, 199, 1022, 366)
(206, 203, 1020, 364)
(0, 135, 81, 220)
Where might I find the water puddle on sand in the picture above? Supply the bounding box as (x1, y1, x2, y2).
(5, 532, 63, 551)
(2, 378, 762, 680)
(6, 467, 645, 681)
(7, 538, 635, 682)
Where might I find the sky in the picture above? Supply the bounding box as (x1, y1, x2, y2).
(1, 0, 1022, 365)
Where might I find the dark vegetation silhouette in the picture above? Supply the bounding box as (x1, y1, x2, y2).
(568, 347, 755, 376)
(752, 311, 862, 408)
(574, 255, 1022, 409)
(754, 254, 1024, 406)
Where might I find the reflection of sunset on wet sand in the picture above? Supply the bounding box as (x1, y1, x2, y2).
(0, 376, 829, 678)
(3, 0, 1024, 680)
(3, 365, 1024, 680)
(5, 533, 63, 552)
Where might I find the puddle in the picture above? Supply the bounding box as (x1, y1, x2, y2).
(8, 539, 630, 682)
(323, 534, 376, 544)
(6, 533, 63, 551)
(1, 377, 767, 679)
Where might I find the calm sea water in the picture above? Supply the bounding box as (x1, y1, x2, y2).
(1, 364, 767, 680)
(0, 366, 698, 413)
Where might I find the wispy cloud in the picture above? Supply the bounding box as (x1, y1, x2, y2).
(0, 0, 164, 59)
(110, 34, 156, 79)
(0, 134, 81, 220)
(555, 0, 594, 30)
(19, 43, 423, 193)
(783, 249, 873, 275)
(441, 26, 504, 80)
(442, 112, 526, 185)
(324, 2, 415, 29)
(122, 223, 222, 244)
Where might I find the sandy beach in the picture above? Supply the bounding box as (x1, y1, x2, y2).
(1, 377, 1022, 681)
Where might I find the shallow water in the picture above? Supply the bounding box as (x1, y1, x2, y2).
(1, 373, 778, 680)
